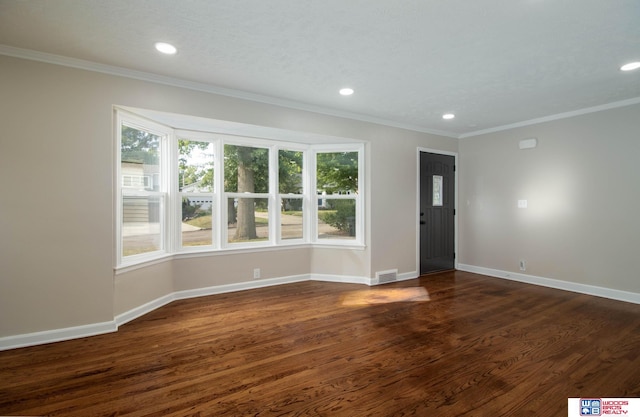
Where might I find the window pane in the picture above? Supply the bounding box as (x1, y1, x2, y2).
(279, 150, 303, 194)
(178, 140, 214, 192)
(181, 197, 213, 247)
(316, 151, 358, 195)
(227, 197, 269, 243)
(121, 126, 161, 191)
(224, 145, 269, 193)
(318, 199, 356, 240)
(433, 175, 443, 206)
(281, 198, 303, 240)
(122, 195, 162, 256)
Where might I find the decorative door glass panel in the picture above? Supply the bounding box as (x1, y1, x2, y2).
(433, 175, 443, 206)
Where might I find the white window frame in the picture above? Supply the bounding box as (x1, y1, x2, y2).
(276, 145, 308, 245)
(221, 138, 273, 249)
(312, 144, 364, 246)
(115, 109, 365, 269)
(115, 111, 173, 267)
(174, 130, 218, 253)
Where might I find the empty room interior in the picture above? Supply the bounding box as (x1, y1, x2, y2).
(1, 1, 639, 416)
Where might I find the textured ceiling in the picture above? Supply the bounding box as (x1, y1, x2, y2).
(1, 0, 639, 137)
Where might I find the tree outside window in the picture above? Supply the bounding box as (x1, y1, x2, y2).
(317, 151, 358, 239)
(224, 144, 269, 242)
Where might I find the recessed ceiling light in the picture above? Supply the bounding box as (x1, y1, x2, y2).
(339, 88, 354, 96)
(620, 62, 640, 71)
(155, 42, 177, 55)
(442, 113, 455, 120)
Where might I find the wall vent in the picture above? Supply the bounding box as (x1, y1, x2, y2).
(375, 269, 398, 285)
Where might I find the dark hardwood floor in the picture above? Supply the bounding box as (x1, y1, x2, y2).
(1, 271, 639, 416)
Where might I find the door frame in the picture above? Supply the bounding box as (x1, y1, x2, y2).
(416, 147, 459, 275)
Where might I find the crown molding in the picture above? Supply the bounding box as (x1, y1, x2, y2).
(0, 44, 458, 139)
(459, 97, 640, 139)
(3, 45, 638, 140)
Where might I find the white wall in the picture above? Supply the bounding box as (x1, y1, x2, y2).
(0, 54, 457, 342)
(369, 130, 457, 277)
(7, 51, 635, 347)
(1, 56, 115, 337)
(459, 104, 640, 295)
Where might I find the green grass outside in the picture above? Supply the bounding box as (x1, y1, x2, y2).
(185, 215, 212, 229)
(185, 214, 270, 228)
(125, 212, 300, 256)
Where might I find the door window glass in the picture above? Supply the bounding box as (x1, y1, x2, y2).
(433, 175, 443, 206)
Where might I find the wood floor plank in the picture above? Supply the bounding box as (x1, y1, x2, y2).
(1, 271, 639, 416)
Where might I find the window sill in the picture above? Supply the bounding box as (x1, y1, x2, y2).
(114, 242, 366, 274)
(115, 253, 174, 275)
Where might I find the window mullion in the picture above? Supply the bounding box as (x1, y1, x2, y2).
(168, 132, 179, 253)
(307, 150, 317, 243)
(358, 144, 365, 244)
(115, 110, 124, 267)
(215, 139, 225, 249)
(270, 146, 279, 245)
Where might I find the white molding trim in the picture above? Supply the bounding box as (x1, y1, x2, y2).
(459, 97, 640, 139)
(114, 244, 367, 275)
(174, 274, 311, 301)
(397, 271, 419, 282)
(0, 273, 371, 351)
(115, 293, 176, 327)
(457, 264, 640, 305)
(0, 321, 118, 351)
(9, 265, 636, 351)
(311, 274, 372, 286)
(115, 254, 174, 275)
(0, 44, 457, 139)
(370, 270, 419, 286)
(2, 45, 640, 140)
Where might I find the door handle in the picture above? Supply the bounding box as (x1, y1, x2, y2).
(420, 221, 425, 225)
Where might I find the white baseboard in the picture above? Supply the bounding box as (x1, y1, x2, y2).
(370, 270, 419, 286)
(0, 273, 371, 351)
(174, 274, 311, 301)
(115, 293, 177, 327)
(0, 320, 118, 351)
(397, 270, 419, 282)
(311, 273, 372, 286)
(6, 267, 636, 351)
(457, 264, 640, 305)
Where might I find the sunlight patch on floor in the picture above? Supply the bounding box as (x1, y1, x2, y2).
(341, 287, 430, 306)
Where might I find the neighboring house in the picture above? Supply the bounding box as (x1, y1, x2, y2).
(182, 181, 213, 211)
(121, 161, 160, 223)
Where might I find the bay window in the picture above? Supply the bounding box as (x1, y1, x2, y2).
(116, 109, 364, 268)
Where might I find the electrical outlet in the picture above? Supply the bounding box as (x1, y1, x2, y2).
(519, 260, 527, 271)
(253, 268, 261, 279)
